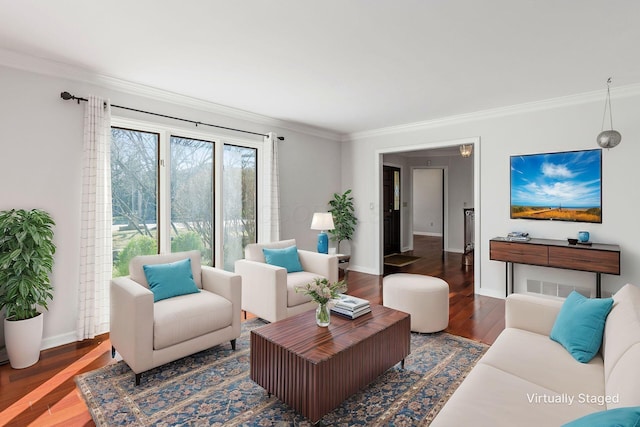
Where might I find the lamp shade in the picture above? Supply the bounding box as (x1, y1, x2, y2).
(311, 212, 335, 231)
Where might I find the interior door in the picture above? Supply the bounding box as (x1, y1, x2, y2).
(383, 166, 401, 255)
(412, 167, 445, 253)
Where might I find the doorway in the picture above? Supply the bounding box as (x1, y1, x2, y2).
(383, 165, 401, 255)
(375, 137, 480, 293)
(412, 168, 445, 253)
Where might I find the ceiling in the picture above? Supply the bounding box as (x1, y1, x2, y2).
(1, 1, 639, 136)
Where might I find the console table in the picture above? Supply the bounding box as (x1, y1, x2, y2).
(489, 237, 620, 298)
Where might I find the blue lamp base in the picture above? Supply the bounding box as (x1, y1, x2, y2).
(317, 231, 329, 254)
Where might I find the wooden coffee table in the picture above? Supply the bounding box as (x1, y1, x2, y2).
(250, 304, 410, 423)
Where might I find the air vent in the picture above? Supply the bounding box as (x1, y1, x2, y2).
(526, 279, 592, 298)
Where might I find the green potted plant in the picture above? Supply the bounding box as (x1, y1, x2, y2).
(0, 209, 56, 369)
(328, 189, 358, 254)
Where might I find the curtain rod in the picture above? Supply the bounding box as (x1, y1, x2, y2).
(60, 91, 284, 140)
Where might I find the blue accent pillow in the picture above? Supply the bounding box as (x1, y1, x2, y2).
(262, 245, 303, 273)
(550, 291, 614, 363)
(143, 258, 200, 302)
(562, 406, 640, 426)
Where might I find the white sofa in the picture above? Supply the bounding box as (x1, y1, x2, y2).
(110, 251, 242, 385)
(432, 284, 640, 426)
(234, 239, 338, 323)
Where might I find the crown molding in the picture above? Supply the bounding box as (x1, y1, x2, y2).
(93, 74, 342, 141)
(0, 47, 342, 142)
(5, 46, 638, 144)
(0, 47, 90, 81)
(345, 82, 640, 142)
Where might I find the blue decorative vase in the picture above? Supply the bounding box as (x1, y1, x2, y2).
(578, 231, 590, 243)
(317, 231, 329, 254)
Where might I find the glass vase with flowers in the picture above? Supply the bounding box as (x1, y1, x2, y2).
(296, 277, 345, 327)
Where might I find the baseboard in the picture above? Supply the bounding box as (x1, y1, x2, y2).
(413, 231, 443, 237)
(476, 287, 505, 299)
(347, 264, 379, 276)
(42, 331, 79, 351)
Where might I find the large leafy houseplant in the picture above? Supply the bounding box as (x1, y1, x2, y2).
(0, 209, 56, 321)
(328, 189, 357, 253)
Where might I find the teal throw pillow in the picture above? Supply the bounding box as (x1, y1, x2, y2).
(550, 290, 613, 363)
(562, 406, 640, 427)
(143, 258, 200, 302)
(262, 245, 303, 273)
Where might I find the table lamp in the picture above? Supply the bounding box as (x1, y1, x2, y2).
(311, 212, 334, 254)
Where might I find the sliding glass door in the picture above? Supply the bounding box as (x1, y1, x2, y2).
(170, 136, 214, 265)
(223, 144, 257, 270)
(110, 123, 261, 275)
(111, 127, 159, 277)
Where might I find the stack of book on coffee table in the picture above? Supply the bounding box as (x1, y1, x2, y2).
(331, 294, 371, 319)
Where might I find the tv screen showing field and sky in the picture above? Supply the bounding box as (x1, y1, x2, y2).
(510, 149, 602, 223)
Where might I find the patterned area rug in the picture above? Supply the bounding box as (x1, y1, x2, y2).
(76, 319, 487, 426)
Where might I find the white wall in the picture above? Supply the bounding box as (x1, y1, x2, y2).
(447, 154, 474, 252)
(413, 168, 443, 235)
(280, 136, 343, 251)
(342, 87, 640, 298)
(0, 61, 341, 349)
(406, 154, 474, 253)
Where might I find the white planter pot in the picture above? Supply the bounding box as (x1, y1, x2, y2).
(4, 313, 43, 369)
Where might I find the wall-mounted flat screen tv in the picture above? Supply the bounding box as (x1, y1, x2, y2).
(510, 149, 602, 223)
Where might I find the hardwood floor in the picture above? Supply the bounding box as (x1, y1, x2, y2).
(0, 334, 112, 426)
(355, 235, 505, 345)
(0, 235, 504, 426)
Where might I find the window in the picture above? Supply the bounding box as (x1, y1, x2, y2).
(223, 144, 257, 270)
(170, 136, 214, 265)
(110, 120, 261, 276)
(111, 128, 159, 277)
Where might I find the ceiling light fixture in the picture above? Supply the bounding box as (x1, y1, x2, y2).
(596, 77, 622, 149)
(459, 144, 473, 158)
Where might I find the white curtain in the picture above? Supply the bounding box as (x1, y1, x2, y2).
(262, 132, 280, 242)
(77, 96, 112, 340)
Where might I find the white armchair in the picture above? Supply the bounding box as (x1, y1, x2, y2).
(110, 250, 241, 385)
(234, 239, 339, 323)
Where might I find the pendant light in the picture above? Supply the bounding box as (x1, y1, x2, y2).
(459, 144, 473, 158)
(596, 77, 622, 149)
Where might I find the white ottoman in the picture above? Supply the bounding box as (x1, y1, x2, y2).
(383, 273, 449, 333)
